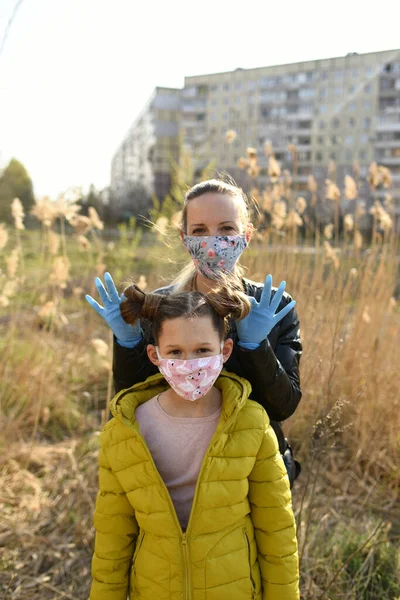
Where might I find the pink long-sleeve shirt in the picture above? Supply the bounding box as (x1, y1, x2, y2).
(136, 395, 221, 529)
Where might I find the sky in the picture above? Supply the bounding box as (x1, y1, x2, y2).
(0, 0, 399, 198)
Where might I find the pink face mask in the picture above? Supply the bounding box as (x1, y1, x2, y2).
(156, 346, 224, 401)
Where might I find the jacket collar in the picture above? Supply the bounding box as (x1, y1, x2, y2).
(110, 371, 251, 431)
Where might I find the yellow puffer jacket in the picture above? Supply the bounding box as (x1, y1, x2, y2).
(90, 371, 299, 600)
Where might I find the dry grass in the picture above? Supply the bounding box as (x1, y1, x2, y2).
(1, 161, 400, 597)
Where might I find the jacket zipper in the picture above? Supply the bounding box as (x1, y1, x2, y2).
(182, 533, 192, 600)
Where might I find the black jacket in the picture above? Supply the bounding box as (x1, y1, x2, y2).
(112, 277, 302, 454)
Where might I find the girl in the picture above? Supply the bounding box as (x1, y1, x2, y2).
(90, 283, 299, 600)
(86, 179, 302, 485)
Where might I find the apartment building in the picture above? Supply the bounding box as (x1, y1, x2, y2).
(110, 87, 181, 210)
(182, 49, 400, 202)
(110, 49, 400, 215)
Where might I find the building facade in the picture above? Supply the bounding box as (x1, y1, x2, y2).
(110, 87, 181, 213)
(182, 49, 400, 203)
(111, 49, 400, 217)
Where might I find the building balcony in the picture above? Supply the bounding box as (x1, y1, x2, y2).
(374, 139, 400, 148)
(376, 156, 400, 165)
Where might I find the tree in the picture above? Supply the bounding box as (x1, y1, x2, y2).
(0, 158, 34, 222)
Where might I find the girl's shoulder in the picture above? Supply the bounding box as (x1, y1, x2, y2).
(100, 414, 136, 450)
(236, 398, 270, 431)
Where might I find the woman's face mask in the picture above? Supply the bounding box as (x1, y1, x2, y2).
(156, 345, 224, 401)
(183, 234, 248, 280)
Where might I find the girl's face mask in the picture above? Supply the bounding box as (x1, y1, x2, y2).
(183, 234, 248, 280)
(156, 346, 224, 401)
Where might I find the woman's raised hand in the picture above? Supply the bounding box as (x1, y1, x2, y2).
(85, 272, 142, 348)
(236, 275, 296, 349)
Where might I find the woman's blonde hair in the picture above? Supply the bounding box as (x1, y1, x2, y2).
(120, 280, 251, 343)
(174, 179, 251, 291)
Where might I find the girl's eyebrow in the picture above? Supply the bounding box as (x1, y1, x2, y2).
(164, 342, 214, 348)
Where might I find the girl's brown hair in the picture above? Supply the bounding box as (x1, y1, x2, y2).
(120, 280, 251, 343)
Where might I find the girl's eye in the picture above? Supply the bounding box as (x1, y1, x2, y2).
(221, 226, 236, 233)
(192, 227, 206, 235)
(197, 348, 212, 354)
(169, 350, 182, 356)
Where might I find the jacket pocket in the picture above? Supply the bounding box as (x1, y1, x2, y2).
(243, 529, 257, 598)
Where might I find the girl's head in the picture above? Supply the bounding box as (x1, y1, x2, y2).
(120, 282, 250, 364)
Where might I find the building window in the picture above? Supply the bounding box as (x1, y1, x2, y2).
(318, 135, 324, 144)
(352, 69, 359, 78)
(360, 133, 369, 143)
(223, 112, 228, 120)
(320, 87, 328, 98)
(366, 67, 374, 76)
(348, 117, 356, 128)
(364, 100, 372, 110)
(319, 120, 326, 129)
(364, 83, 372, 93)
(345, 135, 354, 145)
(223, 83, 230, 91)
(210, 85, 218, 92)
(348, 85, 355, 94)
(316, 151, 323, 161)
(345, 149, 353, 161)
(363, 117, 371, 130)
(211, 99, 217, 105)
(235, 82, 242, 90)
(332, 118, 340, 128)
(319, 105, 327, 113)
(247, 81, 256, 90)
(299, 88, 315, 99)
(335, 71, 344, 79)
(320, 71, 328, 80)
(348, 102, 356, 111)
(359, 149, 367, 160)
(334, 86, 343, 96)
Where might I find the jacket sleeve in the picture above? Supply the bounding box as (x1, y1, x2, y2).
(235, 294, 302, 421)
(249, 411, 299, 600)
(90, 441, 139, 600)
(113, 336, 158, 393)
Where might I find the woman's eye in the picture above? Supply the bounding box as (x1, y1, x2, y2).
(221, 226, 236, 233)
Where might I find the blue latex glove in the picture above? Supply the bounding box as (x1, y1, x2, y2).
(85, 272, 142, 348)
(236, 275, 296, 350)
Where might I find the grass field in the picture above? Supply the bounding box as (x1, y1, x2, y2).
(1, 180, 399, 598)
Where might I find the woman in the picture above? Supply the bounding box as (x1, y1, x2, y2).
(86, 179, 302, 484)
(90, 282, 299, 600)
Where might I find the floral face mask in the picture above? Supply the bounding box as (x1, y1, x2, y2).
(156, 346, 224, 401)
(183, 234, 248, 280)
